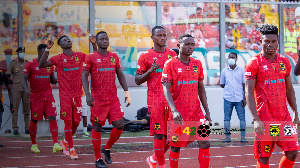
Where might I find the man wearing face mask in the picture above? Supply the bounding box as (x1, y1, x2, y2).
(7, 47, 30, 135)
(220, 52, 247, 143)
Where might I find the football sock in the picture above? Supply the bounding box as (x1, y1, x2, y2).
(154, 139, 165, 165)
(29, 121, 37, 145)
(92, 129, 102, 161)
(169, 151, 180, 168)
(49, 120, 58, 144)
(198, 148, 210, 168)
(104, 127, 122, 150)
(64, 120, 74, 148)
(279, 156, 295, 168)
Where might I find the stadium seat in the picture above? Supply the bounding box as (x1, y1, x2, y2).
(105, 24, 121, 38)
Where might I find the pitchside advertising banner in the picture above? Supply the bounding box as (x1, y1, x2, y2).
(167, 120, 299, 142)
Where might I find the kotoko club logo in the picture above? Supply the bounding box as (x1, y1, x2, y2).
(33, 112, 37, 117)
(111, 57, 116, 64)
(155, 123, 160, 130)
(62, 112, 66, 117)
(270, 125, 280, 137)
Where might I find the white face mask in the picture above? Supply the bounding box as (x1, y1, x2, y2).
(19, 53, 25, 59)
(228, 58, 236, 66)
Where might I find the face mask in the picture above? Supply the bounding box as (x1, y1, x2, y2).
(228, 58, 236, 66)
(19, 53, 25, 59)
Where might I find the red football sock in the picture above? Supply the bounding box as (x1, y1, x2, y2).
(169, 151, 180, 168)
(279, 156, 295, 168)
(257, 159, 269, 168)
(49, 120, 58, 144)
(92, 130, 102, 161)
(29, 121, 37, 145)
(104, 127, 122, 150)
(64, 120, 74, 148)
(153, 139, 165, 165)
(198, 148, 210, 168)
(164, 138, 170, 153)
(71, 121, 80, 136)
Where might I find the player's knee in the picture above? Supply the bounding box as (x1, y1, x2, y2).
(171, 146, 180, 153)
(154, 134, 164, 140)
(285, 150, 298, 161)
(198, 141, 210, 149)
(93, 123, 102, 132)
(31, 119, 38, 123)
(114, 123, 124, 130)
(259, 157, 269, 165)
(48, 116, 56, 121)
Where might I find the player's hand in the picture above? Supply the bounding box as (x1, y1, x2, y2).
(293, 116, 299, 129)
(89, 35, 96, 44)
(204, 113, 212, 126)
(124, 91, 131, 107)
(149, 58, 160, 73)
(254, 120, 265, 135)
(86, 94, 94, 107)
(242, 98, 247, 107)
(25, 91, 31, 98)
(10, 104, 14, 113)
(172, 110, 183, 125)
(47, 40, 54, 50)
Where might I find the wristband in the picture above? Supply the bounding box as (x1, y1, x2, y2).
(45, 48, 50, 51)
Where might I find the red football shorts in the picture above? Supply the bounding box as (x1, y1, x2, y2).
(90, 98, 124, 126)
(59, 96, 82, 122)
(30, 95, 57, 120)
(254, 121, 300, 159)
(148, 105, 170, 136)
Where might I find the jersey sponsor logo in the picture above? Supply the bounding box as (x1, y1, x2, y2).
(155, 68, 163, 73)
(168, 54, 172, 59)
(63, 67, 79, 71)
(97, 59, 101, 62)
(111, 56, 116, 64)
(62, 112, 66, 117)
(36, 67, 39, 70)
(178, 80, 198, 85)
(97, 68, 115, 72)
(35, 75, 50, 79)
(33, 112, 37, 117)
(172, 136, 178, 142)
(264, 145, 271, 153)
(270, 125, 280, 137)
(193, 65, 198, 74)
(155, 123, 160, 130)
(47, 67, 51, 72)
(75, 56, 79, 62)
(264, 79, 285, 85)
(178, 68, 182, 72)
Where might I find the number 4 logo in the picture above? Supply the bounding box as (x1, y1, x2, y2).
(77, 107, 82, 113)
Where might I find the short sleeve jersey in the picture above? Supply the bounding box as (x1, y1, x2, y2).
(245, 53, 292, 121)
(161, 57, 205, 121)
(83, 51, 120, 103)
(136, 48, 177, 107)
(23, 59, 54, 100)
(49, 52, 86, 98)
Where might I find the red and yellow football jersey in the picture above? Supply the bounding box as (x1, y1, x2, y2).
(83, 51, 120, 102)
(23, 59, 54, 100)
(161, 57, 205, 121)
(245, 53, 292, 121)
(49, 52, 86, 98)
(136, 48, 177, 107)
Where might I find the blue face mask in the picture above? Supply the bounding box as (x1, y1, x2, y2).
(19, 53, 25, 59)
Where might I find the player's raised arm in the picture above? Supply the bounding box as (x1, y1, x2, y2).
(198, 80, 211, 125)
(39, 40, 54, 68)
(89, 35, 98, 52)
(135, 57, 160, 85)
(116, 68, 131, 107)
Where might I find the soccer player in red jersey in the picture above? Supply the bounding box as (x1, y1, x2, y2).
(245, 24, 299, 168)
(22, 44, 62, 154)
(39, 35, 96, 160)
(82, 31, 131, 168)
(135, 26, 177, 168)
(161, 34, 211, 168)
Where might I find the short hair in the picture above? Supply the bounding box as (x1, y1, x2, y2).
(229, 52, 238, 58)
(57, 35, 68, 45)
(196, 7, 202, 11)
(152, 26, 165, 35)
(260, 24, 278, 36)
(96, 31, 107, 38)
(178, 33, 193, 43)
(37, 44, 47, 52)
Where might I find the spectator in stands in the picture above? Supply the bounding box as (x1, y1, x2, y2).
(162, 4, 175, 38)
(225, 5, 231, 18)
(189, 7, 202, 19)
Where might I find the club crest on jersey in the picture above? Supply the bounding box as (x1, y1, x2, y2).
(193, 65, 198, 74)
(62, 112, 66, 117)
(168, 54, 172, 59)
(75, 56, 79, 62)
(279, 63, 285, 71)
(94, 117, 99, 122)
(47, 67, 50, 72)
(172, 136, 178, 142)
(33, 112, 37, 117)
(270, 125, 280, 137)
(264, 145, 270, 153)
(111, 56, 115, 65)
(155, 123, 160, 130)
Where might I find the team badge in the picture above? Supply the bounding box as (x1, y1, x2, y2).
(110, 57, 115, 64)
(62, 112, 66, 117)
(47, 67, 50, 72)
(284, 125, 292, 136)
(155, 123, 160, 130)
(279, 63, 285, 71)
(270, 125, 280, 137)
(193, 65, 198, 74)
(94, 117, 99, 122)
(172, 136, 178, 142)
(168, 55, 172, 59)
(33, 112, 37, 117)
(264, 145, 271, 153)
(75, 56, 79, 62)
